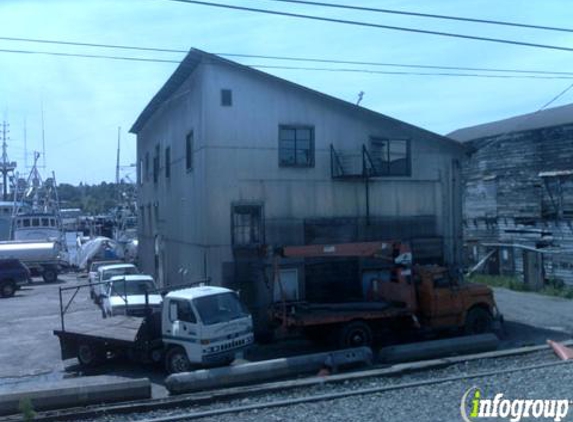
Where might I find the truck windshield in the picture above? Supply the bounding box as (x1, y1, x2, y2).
(110, 279, 156, 296)
(103, 267, 137, 280)
(193, 293, 249, 325)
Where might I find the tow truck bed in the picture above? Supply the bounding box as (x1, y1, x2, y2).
(274, 301, 413, 327)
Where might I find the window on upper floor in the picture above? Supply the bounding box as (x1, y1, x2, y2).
(145, 152, 150, 182)
(232, 204, 263, 247)
(186, 131, 194, 172)
(165, 146, 171, 179)
(221, 89, 232, 106)
(279, 126, 315, 168)
(153, 144, 160, 184)
(369, 138, 410, 176)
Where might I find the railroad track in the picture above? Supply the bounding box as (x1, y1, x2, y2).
(138, 360, 572, 422)
(2, 343, 570, 422)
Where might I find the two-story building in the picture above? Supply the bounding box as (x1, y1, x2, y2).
(130, 49, 464, 333)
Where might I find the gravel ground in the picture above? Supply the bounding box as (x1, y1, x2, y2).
(67, 350, 573, 422)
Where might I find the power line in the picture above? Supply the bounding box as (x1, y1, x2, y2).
(264, 0, 573, 33)
(2, 48, 573, 80)
(0, 36, 188, 55)
(221, 53, 573, 77)
(0, 48, 180, 64)
(252, 64, 573, 80)
(165, 0, 573, 53)
(2, 35, 573, 76)
(473, 81, 573, 152)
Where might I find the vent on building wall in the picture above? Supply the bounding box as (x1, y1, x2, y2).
(221, 89, 233, 106)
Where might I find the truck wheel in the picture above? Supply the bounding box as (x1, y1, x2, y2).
(42, 268, 58, 283)
(165, 346, 192, 374)
(338, 321, 373, 348)
(0, 281, 16, 298)
(465, 308, 493, 335)
(77, 343, 105, 367)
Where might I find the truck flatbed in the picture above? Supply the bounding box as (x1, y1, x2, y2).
(53, 310, 160, 363)
(54, 314, 144, 344)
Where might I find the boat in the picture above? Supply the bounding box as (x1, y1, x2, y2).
(11, 152, 65, 244)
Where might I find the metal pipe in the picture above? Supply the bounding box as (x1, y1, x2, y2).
(58, 287, 64, 331)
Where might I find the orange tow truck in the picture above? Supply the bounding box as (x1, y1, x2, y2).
(270, 241, 502, 347)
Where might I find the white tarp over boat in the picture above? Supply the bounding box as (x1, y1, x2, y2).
(76, 236, 125, 269)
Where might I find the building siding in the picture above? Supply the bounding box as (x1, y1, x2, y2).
(463, 123, 573, 286)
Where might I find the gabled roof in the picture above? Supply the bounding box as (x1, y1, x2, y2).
(130, 49, 461, 149)
(448, 103, 573, 143)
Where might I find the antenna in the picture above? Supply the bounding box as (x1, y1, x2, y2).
(41, 101, 46, 169)
(357, 91, 365, 106)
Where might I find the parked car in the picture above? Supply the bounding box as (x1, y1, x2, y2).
(0, 259, 31, 298)
(101, 274, 162, 317)
(87, 260, 123, 300)
(93, 263, 138, 304)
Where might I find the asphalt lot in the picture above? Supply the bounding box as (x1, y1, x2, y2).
(0, 274, 571, 398)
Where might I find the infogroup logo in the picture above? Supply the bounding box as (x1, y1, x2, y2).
(460, 386, 571, 422)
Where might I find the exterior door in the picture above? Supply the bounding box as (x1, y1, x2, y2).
(167, 299, 199, 342)
(523, 250, 543, 291)
(431, 275, 464, 328)
(274, 268, 299, 302)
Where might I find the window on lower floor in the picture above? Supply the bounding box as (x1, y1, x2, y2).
(139, 206, 145, 232)
(369, 138, 410, 176)
(232, 204, 263, 246)
(279, 126, 315, 167)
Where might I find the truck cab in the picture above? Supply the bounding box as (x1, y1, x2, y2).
(414, 265, 501, 334)
(162, 286, 254, 373)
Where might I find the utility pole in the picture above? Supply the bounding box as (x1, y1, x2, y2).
(0, 121, 17, 201)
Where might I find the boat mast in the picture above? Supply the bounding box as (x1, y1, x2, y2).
(0, 121, 17, 201)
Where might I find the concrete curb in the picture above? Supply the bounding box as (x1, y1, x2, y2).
(166, 347, 373, 395)
(378, 333, 500, 363)
(0, 376, 151, 416)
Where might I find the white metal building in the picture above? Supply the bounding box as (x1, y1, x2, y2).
(130, 49, 464, 332)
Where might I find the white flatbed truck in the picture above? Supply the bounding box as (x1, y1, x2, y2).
(54, 284, 254, 373)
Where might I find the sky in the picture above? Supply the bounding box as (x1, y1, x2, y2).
(0, 0, 572, 184)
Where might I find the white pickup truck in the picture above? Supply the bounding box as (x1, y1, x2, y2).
(101, 274, 163, 317)
(54, 285, 254, 373)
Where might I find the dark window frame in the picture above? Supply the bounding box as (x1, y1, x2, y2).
(165, 146, 171, 179)
(138, 158, 143, 185)
(221, 89, 233, 107)
(145, 152, 150, 182)
(153, 144, 160, 184)
(278, 125, 315, 168)
(369, 137, 411, 177)
(186, 131, 194, 172)
(231, 204, 264, 247)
